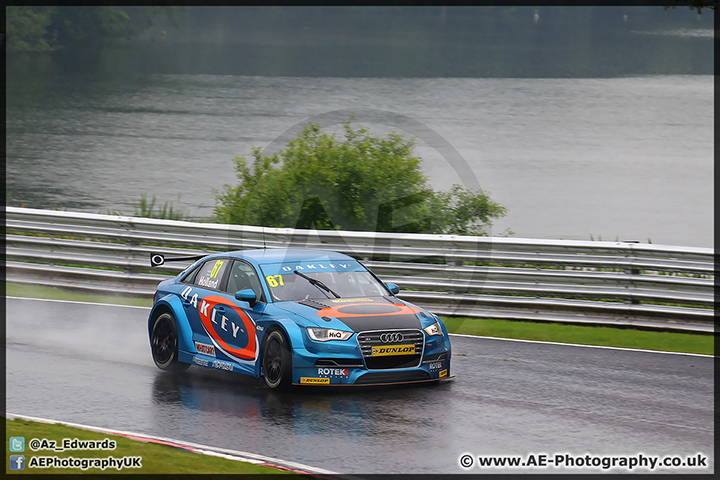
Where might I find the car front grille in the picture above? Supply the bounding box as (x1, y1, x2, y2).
(357, 329, 424, 370)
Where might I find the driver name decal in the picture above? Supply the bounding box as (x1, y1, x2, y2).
(197, 260, 226, 290)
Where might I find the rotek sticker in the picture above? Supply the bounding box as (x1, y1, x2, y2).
(370, 345, 416, 356)
(195, 341, 216, 357)
(428, 362, 444, 371)
(439, 369, 448, 378)
(300, 377, 331, 384)
(317, 368, 349, 376)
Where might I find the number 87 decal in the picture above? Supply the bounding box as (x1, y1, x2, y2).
(266, 275, 284, 288)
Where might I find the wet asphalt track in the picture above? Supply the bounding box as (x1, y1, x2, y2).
(5, 297, 714, 474)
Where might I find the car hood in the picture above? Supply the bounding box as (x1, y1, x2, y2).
(274, 297, 424, 332)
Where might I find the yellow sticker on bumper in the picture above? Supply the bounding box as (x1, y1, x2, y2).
(439, 369, 448, 378)
(300, 377, 330, 384)
(370, 345, 416, 356)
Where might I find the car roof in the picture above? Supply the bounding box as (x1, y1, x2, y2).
(214, 248, 357, 265)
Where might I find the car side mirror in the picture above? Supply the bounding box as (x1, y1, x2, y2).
(235, 288, 257, 307)
(386, 282, 400, 295)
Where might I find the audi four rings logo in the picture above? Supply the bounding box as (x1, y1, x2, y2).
(380, 332, 404, 343)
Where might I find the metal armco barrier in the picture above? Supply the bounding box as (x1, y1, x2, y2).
(4, 207, 715, 333)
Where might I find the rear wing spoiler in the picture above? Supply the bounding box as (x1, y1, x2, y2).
(150, 253, 207, 267)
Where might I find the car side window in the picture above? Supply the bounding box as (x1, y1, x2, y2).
(226, 260, 265, 303)
(191, 258, 229, 291)
(180, 264, 201, 284)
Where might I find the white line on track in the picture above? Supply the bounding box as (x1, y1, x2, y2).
(6, 296, 151, 310)
(6, 412, 338, 476)
(7, 296, 714, 358)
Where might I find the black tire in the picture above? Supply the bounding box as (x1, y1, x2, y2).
(151, 313, 189, 372)
(262, 330, 292, 389)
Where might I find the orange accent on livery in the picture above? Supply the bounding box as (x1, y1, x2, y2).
(316, 302, 422, 318)
(199, 295, 256, 360)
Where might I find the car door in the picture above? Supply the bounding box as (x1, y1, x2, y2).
(189, 258, 269, 375)
(218, 259, 267, 373)
(179, 257, 229, 343)
(177, 258, 248, 372)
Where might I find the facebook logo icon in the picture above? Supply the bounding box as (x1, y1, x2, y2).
(9, 455, 25, 470)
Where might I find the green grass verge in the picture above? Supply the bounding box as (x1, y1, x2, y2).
(5, 282, 713, 355)
(5, 417, 299, 475)
(442, 317, 714, 355)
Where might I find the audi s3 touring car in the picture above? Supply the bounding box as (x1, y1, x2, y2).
(148, 248, 452, 388)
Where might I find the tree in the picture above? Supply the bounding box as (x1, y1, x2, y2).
(215, 121, 507, 236)
(5, 7, 58, 52)
(427, 185, 507, 236)
(5, 6, 179, 53)
(660, 0, 717, 14)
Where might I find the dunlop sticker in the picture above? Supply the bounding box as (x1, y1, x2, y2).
(300, 377, 331, 384)
(370, 345, 416, 357)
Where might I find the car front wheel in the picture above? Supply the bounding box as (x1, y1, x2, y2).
(262, 330, 292, 389)
(151, 313, 189, 372)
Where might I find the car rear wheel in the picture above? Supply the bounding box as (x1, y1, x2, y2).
(262, 330, 292, 389)
(151, 313, 189, 372)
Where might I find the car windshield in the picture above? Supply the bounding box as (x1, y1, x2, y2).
(260, 266, 388, 302)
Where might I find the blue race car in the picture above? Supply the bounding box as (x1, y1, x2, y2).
(148, 248, 452, 389)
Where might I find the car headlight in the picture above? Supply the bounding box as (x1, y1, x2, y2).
(306, 327, 354, 342)
(423, 320, 443, 336)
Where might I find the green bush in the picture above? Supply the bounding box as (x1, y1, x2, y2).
(215, 120, 507, 235)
